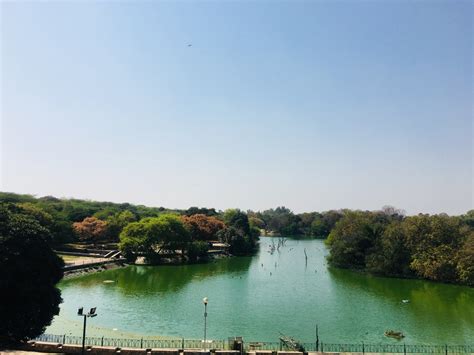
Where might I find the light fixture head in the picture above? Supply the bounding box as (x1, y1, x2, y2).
(203, 297, 208, 305)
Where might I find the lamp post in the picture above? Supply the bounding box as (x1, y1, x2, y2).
(315, 324, 319, 351)
(77, 307, 97, 355)
(203, 297, 208, 349)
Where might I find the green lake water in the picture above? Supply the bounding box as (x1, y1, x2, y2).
(46, 238, 474, 344)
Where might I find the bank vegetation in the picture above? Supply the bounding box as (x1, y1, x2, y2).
(1, 192, 472, 285)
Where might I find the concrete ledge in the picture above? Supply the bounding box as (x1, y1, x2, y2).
(87, 346, 119, 354)
(60, 344, 83, 353)
(24, 342, 183, 354)
(152, 350, 180, 355)
(277, 352, 304, 355)
(29, 341, 77, 353)
(55, 251, 105, 258)
(63, 259, 124, 271)
(183, 351, 211, 355)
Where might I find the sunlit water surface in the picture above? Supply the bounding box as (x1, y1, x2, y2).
(47, 238, 474, 344)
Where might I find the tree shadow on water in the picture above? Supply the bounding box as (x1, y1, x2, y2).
(328, 267, 474, 335)
(60, 256, 253, 295)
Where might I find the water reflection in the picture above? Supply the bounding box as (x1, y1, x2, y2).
(329, 267, 474, 310)
(61, 256, 253, 295)
(328, 267, 474, 343)
(51, 238, 474, 343)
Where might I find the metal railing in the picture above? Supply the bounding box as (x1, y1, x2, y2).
(301, 343, 474, 354)
(35, 334, 225, 350)
(34, 334, 473, 354)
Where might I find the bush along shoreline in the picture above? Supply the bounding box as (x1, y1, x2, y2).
(325, 210, 473, 286)
(1, 192, 472, 285)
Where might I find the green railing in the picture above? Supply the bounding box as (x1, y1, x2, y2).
(34, 334, 473, 354)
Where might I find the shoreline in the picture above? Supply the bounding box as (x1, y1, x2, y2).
(46, 316, 183, 340)
(62, 253, 233, 279)
(63, 260, 127, 279)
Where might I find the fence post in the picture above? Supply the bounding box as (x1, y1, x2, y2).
(35, 335, 465, 354)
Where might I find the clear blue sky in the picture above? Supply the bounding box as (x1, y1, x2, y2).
(1, 0, 472, 215)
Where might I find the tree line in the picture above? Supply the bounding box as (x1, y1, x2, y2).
(326, 209, 474, 286)
(0, 193, 347, 244)
(119, 209, 260, 263)
(2, 192, 472, 347)
(0, 193, 261, 262)
(1, 192, 472, 284)
(0, 192, 346, 246)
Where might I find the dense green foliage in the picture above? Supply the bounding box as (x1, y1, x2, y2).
(219, 209, 259, 255)
(184, 207, 218, 217)
(0, 193, 261, 259)
(326, 210, 473, 286)
(0, 204, 64, 343)
(0, 193, 342, 244)
(0, 192, 175, 245)
(1, 192, 472, 285)
(249, 207, 344, 237)
(119, 214, 191, 262)
(119, 210, 259, 262)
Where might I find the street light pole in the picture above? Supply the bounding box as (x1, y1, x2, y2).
(82, 314, 87, 355)
(315, 324, 319, 352)
(78, 307, 97, 355)
(203, 297, 208, 349)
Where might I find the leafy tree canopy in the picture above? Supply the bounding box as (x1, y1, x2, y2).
(326, 211, 473, 285)
(72, 216, 108, 242)
(181, 214, 225, 241)
(184, 207, 218, 217)
(223, 209, 251, 236)
(0, 204, 64, 343)
(119, 214, 190, 262)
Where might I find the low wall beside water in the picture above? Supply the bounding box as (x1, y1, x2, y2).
(17, 341, 474, 355)
(63, 259, 126, 271)
(21, 342, 293, 355)
(21, 335, 474, 355)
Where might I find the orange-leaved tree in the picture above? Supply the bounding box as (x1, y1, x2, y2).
(181, 214, 225, 241)
(72, 216, 108, 242)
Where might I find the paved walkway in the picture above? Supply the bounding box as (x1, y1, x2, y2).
(63, 257, 109, 266)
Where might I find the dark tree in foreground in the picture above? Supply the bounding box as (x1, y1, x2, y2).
(0, 204, 64, 344)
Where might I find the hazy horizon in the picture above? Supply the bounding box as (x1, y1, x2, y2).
(0, 189, 471, 217)
(1, 1, 472, 215)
